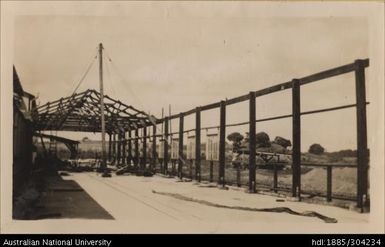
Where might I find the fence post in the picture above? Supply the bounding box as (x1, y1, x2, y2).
(219, 101, 226, 187)
(152, 124, 157, 171)
(128, 130, 132, 165)
(355, 59, 369, 210)
(178, 113, 184, 179)
(327, 166, 332, 202)
(249, 91, 256, 193)
(143, 126, 147, 170)
(195, 107, 201, 182)
(135, 128, 139, 168)
(292, 78, 301, 199)
(164, 117, 169, 174)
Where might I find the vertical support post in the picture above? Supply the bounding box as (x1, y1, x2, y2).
(195, 107, 201, 182)
(292, 79, 301, 199)
(112, 133, 116, 163)
(152, 124, 157, 171)
(143, 126, 147, 170)
(327, 166, 332, 202)
(98, 43, 107, 172)
(219, 101, 226, 187)
(249, 92, 256, 193)
(122, 131, 126, 165)
(178, 113, 184, 179)
(135, 128, 139, 168)
(164, 117, 169, 174)
(108, 133, 112, 162)
(355, 59, 369, 210)
(117, 131, 121, 165)
(127, 130, 132, 165)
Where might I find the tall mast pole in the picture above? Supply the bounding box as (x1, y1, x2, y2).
(99, 43, 107, 174)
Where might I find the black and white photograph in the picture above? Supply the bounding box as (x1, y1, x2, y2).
(1, 1, 384, 235)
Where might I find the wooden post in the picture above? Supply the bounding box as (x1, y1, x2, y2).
(219, 101, 226, 187)
(164, 117, 169, 174)
(292, 79, 301, 199)
(135, 128, 139, 168)
(178, 113, 184, 179)
(98, 43, 107, 172)
(249, 91, 256, 193)
(195, 107, 201, 182)
(355, 59, 369, 210)
(127, 130, 132, 165)
(327, 166, 332, 202)
(112, 133, 116, 163)
(143, 126, 147, 170)
(152, 124, 157, 171)
(122, 131, 126, 165)
(117, 131, 121, 165)
(108, 133, 112, 162)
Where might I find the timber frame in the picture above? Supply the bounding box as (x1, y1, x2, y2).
(33, 89, 155, 133)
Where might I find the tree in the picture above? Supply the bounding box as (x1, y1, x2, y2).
(255, 132, 271, 148)
(227, 132, 244, 151)
(309, 143, 325, 155)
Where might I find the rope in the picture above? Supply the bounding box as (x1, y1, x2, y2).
(69, 48, 98, 97)
(152, 190, 338, 223)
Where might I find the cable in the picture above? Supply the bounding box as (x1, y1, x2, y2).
(68, 48, 98, 97)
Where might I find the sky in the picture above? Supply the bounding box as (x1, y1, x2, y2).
(13, 4, 369, 152)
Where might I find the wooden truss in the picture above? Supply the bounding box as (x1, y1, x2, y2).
(33, 89, 155, 133)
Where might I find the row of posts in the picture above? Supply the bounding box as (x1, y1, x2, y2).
(105, 60, 368, 208)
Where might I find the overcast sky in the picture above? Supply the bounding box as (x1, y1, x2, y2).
(13, 4, 369, 151)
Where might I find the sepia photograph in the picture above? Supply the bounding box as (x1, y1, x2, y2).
(1, 1, 384, 235)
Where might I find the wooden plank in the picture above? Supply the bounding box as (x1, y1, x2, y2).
(292, 79, 301, 198)
(178, 114, 184, 179)
(249, 91, 256, 193)
(226, 94, 250, 106)
(355, 59, 369, 210)
(195, 108, 201, 182)
(219, 101, 226, 187)
(201, 102, 221, 111)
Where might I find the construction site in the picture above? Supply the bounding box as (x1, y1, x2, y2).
(10, 39, 371, 229)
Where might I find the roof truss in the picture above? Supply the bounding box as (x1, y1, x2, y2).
(33, 89, 155, 133)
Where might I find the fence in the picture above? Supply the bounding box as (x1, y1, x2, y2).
(108, 59, 369, 210)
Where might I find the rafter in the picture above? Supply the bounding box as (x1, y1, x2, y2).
(34, 89, 155, 133)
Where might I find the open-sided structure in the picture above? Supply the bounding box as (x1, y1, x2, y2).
(33, 89, 154, 133)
